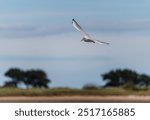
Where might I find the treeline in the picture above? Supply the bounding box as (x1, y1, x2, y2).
(102, 69, 150, 88)
(2, 68, 150, 90)
(3, 68, 51, 88)
(84, 69, 150, 90)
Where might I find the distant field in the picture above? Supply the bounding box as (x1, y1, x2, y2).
(0, 87, 150, 102)
(0, 87, 149, 96)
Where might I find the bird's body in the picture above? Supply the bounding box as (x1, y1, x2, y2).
(81, 38, 95, 43)
(72, 19, 109, 45)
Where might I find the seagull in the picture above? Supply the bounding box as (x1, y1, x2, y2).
(72, 19, 109, 45)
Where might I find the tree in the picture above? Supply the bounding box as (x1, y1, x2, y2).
(138, 74, 150, 87)
(102, 69, 150, 88)
(4, 68, 51, 88)
(102, 70, 122, 87)
(3, 81, 17, 88)
(24, 70, 51, 88)
(4, 68, 24, 87)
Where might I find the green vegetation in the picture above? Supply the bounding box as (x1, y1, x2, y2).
(4, 68, 51, 88)
(83, 84, 99, 90)
(102, 69, 150, 88)
(1, 68, 150, 96)
(0, 87, 150, 96)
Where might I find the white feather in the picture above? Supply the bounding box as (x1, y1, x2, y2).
(72, 19, 90, 39)
(72, 19, 109, 45)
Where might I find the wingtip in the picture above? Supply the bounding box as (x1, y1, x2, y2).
(103, 41, 110, 45)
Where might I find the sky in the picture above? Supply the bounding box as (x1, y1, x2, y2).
(0, 0, 150, 88)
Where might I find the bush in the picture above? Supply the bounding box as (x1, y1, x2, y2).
(83, 84, 99, 90)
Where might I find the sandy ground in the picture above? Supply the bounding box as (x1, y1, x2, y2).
(0, 96, 150, 103)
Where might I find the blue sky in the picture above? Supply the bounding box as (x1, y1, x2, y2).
(0, 0, 150, 88)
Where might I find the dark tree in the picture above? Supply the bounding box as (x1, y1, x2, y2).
(102, 69, 150, 88)
(3, 81, 17, 88)
(4, 68, 24, 87)
(24, 70, 51, 88)
(138, 74, 150, 87)
(4, 68, 51, 88)
(102, 70, 123, 87)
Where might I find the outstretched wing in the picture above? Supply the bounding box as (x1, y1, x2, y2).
(94, 39, 110, 45)
(72, 19, 91, 38)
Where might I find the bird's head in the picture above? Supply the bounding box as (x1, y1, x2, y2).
(72, 19, 75, 23)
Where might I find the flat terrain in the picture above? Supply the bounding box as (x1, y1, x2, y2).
(1, 96, 150, 103)
(0, 88, 150, 102)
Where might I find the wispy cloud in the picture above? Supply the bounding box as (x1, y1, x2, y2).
(0, 24, 70, 38)
(0, 18, 150, 38)
(85, 19, 150, 32)
(0, 55, 111, 62)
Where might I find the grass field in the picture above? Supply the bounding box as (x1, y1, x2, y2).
(0, 87, 149, 96)
(0, 87, 150, 102)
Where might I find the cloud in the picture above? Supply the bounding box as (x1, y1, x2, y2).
(0, 55, 111, 62)
(87, 19, 150, 34)
(85, 19, 150, 32)
(0, 11, 149, 39)
(0, 24, 70, 38)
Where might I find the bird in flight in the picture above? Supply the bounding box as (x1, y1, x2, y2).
(72, 19, 109, 45)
